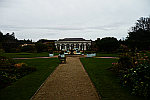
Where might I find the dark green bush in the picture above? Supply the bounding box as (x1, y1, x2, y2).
(110, 54, 135, 76)
(0, 56, 36, 90)
(16, 63, 36, 77)
(4, 47, 11, 53)
(118, 55, 134, 69)
(85, 51, 91, 54)
(111, 52, 150, 99)
(121, 64, 150, 98)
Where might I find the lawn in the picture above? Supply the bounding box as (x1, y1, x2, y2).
(0, 58, 59, 100)
(0, 52, 59, 58)
(96, 52, 119, 57)
(80, 58, 148, 100)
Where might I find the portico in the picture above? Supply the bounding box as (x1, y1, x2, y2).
(55, 38, 91, 51)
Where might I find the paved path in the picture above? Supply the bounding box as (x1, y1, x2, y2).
(31, 57, 100, 100)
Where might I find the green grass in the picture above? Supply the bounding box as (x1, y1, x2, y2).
(0, 52, 59, 58)
(0, 58, 59, 100)
(96, 52, 119, 57)
(80, 58, 147, 100)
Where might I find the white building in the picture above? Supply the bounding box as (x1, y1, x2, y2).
(55, 38, 91, 51)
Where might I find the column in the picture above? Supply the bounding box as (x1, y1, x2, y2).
(65, 44, 67, 51)
(79, 43, 81, 50)
(55, 45, 57, 50)
(84, 43, 86, 50)
(60, 44, 61, 51)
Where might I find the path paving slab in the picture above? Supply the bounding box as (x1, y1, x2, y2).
(31, 57, 100, 100)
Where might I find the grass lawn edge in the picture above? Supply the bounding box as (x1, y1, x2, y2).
(79, 57, 102, 100)
(30, 63, 60, 100)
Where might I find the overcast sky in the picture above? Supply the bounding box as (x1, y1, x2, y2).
(0, 0, 150, 41)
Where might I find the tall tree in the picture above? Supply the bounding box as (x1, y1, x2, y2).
(129, 16, 150, 32)
(0, 31, 4, 42)
(97, 37, 120, 53)
(127, 16, 150, 41)
(126, 16, 150, 51)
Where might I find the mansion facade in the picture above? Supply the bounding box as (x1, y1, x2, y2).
(55, 38, 92, 51)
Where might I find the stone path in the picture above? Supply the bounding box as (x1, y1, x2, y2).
(31, 57, 100, 100)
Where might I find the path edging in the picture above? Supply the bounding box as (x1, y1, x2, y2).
(30, 64, 60, 100)
(79, 57, 102, 100)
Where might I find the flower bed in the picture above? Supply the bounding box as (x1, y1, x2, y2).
(110, 53, 150, 99)
(0, 56, 36, 90)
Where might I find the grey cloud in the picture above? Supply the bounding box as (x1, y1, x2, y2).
(0, 0, 150, 41)
(0, 25, 84, 31)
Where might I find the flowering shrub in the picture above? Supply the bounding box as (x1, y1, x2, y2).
(110, 54, 135, 76)
(15, 63, 27, 69)
(121, 64, 150, 98)
(0, 56, 36, 90)
(15, 63, 36, 77)
(110, 53, 150, 99)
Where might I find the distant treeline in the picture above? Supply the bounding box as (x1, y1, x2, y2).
(0, 31, 33, 53)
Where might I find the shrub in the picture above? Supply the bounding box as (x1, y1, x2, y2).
(15, 63, 36, 77)
(121, 64, 150, 98)
(110, 54, 135, 76)
(85, 51, 91, 54)
(0, 56, 36, 90)
(4, 47, 11, 53)
(118, 55, 134, 69)
(110, 52, 150, 99)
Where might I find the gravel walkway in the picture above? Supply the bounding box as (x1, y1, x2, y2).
(31, 57, 100, 100)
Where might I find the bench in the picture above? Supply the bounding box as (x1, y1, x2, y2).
(58, 56, 66, 64)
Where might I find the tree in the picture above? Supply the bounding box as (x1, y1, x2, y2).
(95, 38, 101, 51)
(127, 16, 150, 41)
(35, 43, 47, 53)
(97, 37, 120, 53)
(127, 29, 150, 41)
(0, 31, 4, 42)
(129, 16, 150, 32)
(126, 16, 150, 51)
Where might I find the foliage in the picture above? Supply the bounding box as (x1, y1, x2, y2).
(110, 54, 134, 76)
(118, 55, 134, 69)
(96, 52, 119, 57)
(125, 16, 150, 51)
(0, 58, 59, 100)
(111, 52, 150, 99)
(127, 29, 150, 41)
(96, 37, 120, 53)
(125, 40, 150, 51)
(84, 51, 96, 54)
(0, 31, 34, 53)
(121, 64, 150, 99)
(0, 32, 16, 43)
(0, 56, 36, 90)
(20, 45, 36, 52)
(128, 17, 150, 34)
(0, 52, 50, 58)
(35, 43, 47, 53)
(85, 51, 91, 54)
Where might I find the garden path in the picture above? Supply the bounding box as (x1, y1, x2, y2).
(31, 57, 100, 100)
